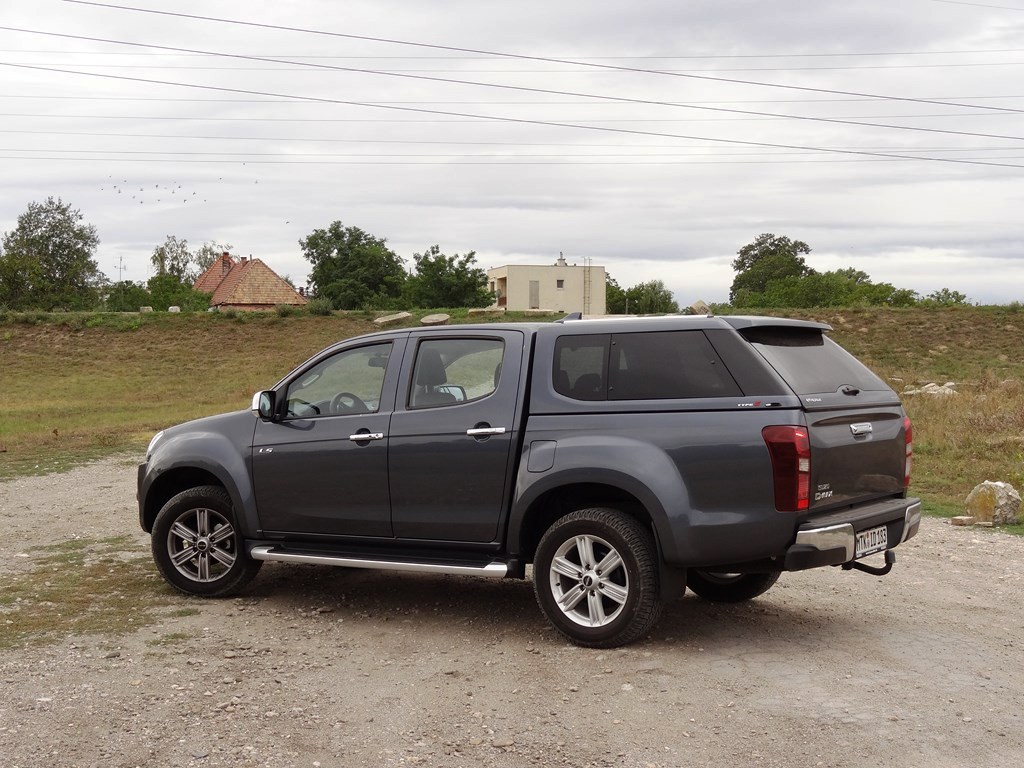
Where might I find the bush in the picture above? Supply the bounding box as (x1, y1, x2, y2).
(275, 304, 298, 318)
(306, 297, 333, 316)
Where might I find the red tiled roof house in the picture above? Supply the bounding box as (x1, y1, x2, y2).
(193, 252, 307, 311)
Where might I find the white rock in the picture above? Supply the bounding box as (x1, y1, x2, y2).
(374, 311, 412, 326)
(965, 481, 1021, 525)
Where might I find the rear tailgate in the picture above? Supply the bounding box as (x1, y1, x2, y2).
(737, 324, 910, 512)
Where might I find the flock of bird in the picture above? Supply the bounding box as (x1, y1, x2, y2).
(100, 177, 208, 205)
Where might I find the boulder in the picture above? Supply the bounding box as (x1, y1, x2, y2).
(139, 306, 153, 313)
(168, 306, 181, 313)
(965, 481, 1021, 525)
(690, 300, 710, 315)
(420, 313, 451, 326)
(902, 382, 957, 397)
(373, 311, 412, 327)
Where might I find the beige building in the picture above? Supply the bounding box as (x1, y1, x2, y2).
(487, 255, 606, 315)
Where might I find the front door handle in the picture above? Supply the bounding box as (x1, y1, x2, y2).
(466, 427, 506, 437)
(348, 432, 385, 441)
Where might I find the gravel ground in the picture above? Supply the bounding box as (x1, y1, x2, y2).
(1, 454, 1023, 768)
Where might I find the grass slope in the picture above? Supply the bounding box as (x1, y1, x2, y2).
(2, 307, 1022, 522)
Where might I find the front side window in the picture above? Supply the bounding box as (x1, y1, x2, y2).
(409, 338, 505, 409)
(285, 342, 391, 418)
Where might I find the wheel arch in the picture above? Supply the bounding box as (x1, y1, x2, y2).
(511, 481, 660, 565)
(141, 466, 236, 533)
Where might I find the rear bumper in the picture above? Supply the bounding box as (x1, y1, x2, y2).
(784, 497, 921, 571)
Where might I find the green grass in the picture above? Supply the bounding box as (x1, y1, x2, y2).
(1, 305, 1021, 526)
(0, 309, 561, 478)
(0, 536, 183, 650)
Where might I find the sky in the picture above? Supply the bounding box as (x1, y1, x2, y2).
(2, 0, 1023, 305)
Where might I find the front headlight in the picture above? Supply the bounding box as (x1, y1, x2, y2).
(146, 430, 164, 460)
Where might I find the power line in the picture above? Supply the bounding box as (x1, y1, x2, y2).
(7, 146, 1024, 160)
(2, 61, 1022, 169)
(3, 154, 1010, 166)
(4, 93, 1024, 105)
(56, 0, 1024, 114)
(10, 46, 1024, 59)
(2, 110, 1018, 124)
(8, 60, 1024, 73)
(929, 0, 1024, 9)
(5, 128, 1018, 153)
(4, 28, 1024, 145)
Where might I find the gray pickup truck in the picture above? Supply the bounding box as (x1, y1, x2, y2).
(138, 314, 920, 647)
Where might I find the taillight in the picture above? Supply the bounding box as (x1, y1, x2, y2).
(762, 425, 811, 512)
(903, 416, 913, 489)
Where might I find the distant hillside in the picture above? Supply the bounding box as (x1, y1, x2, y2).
(2, 307, 1022, 518)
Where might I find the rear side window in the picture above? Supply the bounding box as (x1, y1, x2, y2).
(553, 335, 609, 401)
(741, 327, 888, 395)
(553, 331, 741, 401)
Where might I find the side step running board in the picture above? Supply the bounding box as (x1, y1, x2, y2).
(249, 545, 508, 578)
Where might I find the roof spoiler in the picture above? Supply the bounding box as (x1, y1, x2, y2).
(554, 312, 583, 323)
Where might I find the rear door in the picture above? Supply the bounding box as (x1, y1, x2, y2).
(740, 326, 909, 510)
(388, 330, 525, 542)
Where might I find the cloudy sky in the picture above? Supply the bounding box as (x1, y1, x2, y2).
(2, 0, 1023, 304)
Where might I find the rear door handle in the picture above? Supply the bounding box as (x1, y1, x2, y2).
(348, 432, 385, 441)
(466, 427, 506, 437)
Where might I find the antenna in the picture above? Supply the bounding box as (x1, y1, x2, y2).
(113, 255, 125, 282)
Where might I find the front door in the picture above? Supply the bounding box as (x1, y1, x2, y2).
(388, 331, 524, 542)
(529, 280, 540, 309)
(253, 340, 400, 538)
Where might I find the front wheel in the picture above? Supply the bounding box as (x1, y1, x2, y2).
(151, 486, 262, 597)
(686, 570, 781, 603)
(533, 508, 662, 648)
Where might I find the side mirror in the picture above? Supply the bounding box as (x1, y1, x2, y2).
(251, 390, 277, 420)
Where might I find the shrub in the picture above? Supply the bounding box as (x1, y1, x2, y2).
(275, 304, 298, 318)
(306, 297, 333, 316)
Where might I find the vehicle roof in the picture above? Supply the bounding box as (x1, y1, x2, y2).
(325, 314, 832, 348)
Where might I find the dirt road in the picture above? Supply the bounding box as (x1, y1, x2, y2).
(1, 455, 1022, 768)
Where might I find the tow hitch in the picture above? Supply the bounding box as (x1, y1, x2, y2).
(843, 549, 895, 576)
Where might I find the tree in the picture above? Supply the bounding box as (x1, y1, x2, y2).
(606, 275, 627, 314)
(146, 273, 211, 312)
(403, 245, 491, 308)
(300, 222, 406, 309)
(105, 280, 151, 312)
(193, 241, 234, 273)
(624, 280, 679, 314)
(0, 197, 104, 310)
(730, 233, 813, 304)
(151, 235, 195, 282)
(923, 288, 970, 306)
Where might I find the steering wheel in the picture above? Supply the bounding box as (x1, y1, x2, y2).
(331, 391, 368, 414)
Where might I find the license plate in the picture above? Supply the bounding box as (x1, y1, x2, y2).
(855, 525, 888, 558)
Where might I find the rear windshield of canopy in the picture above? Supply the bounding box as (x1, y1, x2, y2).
(740, 326, 889, 396)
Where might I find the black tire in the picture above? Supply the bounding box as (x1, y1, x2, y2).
(686, 570, 781, 603)
(533, 508, 662, 648)
(151, 485, 262, 597)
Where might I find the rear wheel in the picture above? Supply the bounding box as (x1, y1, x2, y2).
(686, 570, 781, 603)
(534, 508, 662, 648)
(151, 486, 261, 597)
